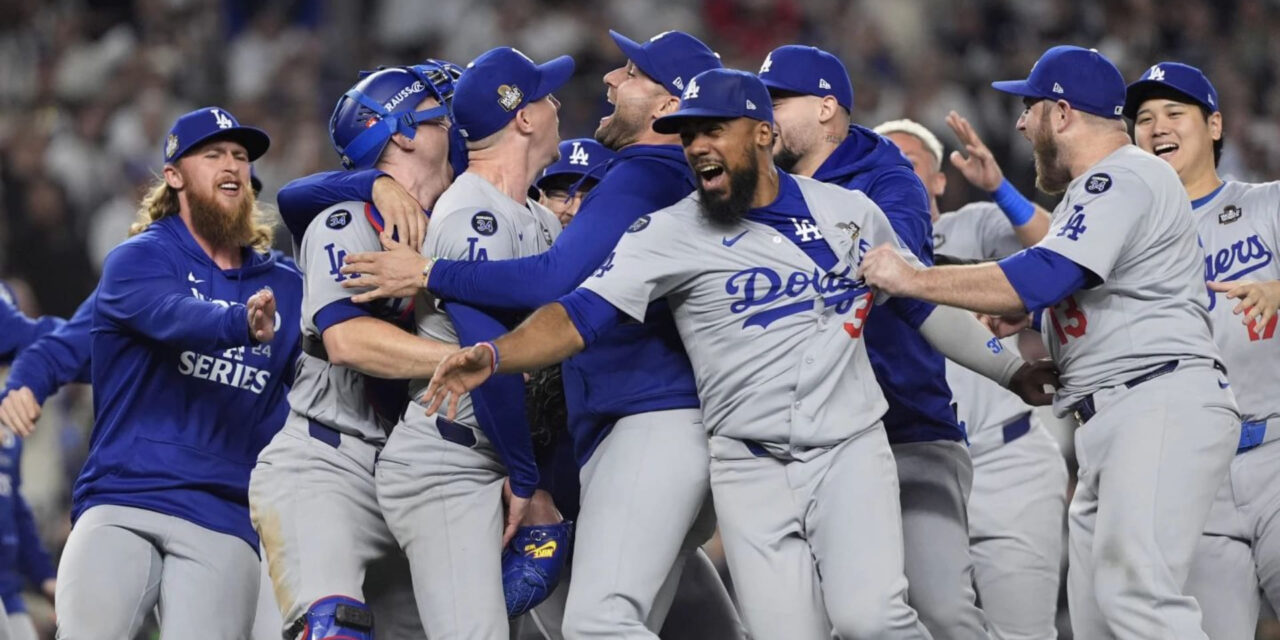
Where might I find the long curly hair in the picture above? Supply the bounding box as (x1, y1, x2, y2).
(130, 178, 274, 252)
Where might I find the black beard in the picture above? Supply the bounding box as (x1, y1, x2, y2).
(773, 143, 802, 173)
(188, 183, 254, 249)
(697, 154, 759, 228)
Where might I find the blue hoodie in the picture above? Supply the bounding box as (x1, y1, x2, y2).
(79, 215, 303, 550)
(276, 145, 700, 466)
(0, 434, 55, 613)
(813, 125, 963, 444)
(3, 289, 93, 404)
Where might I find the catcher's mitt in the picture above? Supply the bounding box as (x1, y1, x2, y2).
(502, 521, 574, 617)
(525, 365, 568, 450)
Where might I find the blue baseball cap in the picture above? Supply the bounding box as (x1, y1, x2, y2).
(653, 68, 774, 135)
(609, 30, 722, 97)
(536, 138, 616, 191)
(453, 47, 575, 141)
(164, 107, 270, 164)
(1123, 62, 1219, 120)
(991, 46, 1125, 119)
(757, 45, 854, 111)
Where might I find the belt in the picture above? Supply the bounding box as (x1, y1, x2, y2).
(308, 419, 342, 447)
(1002, 413, 1032, 444)
(743, 439, 769, 457)
(302, 334, 328, 361)
(1238, 420, 1268, 454)
(436, 416, 477, 448)
(1072, 360, 1226, 424)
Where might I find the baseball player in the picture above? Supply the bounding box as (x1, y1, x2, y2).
(421, 67, 1057, 640)
(759, 45, 987, 638)
(246, 62, 468, 640)
(53, 106, 301, 640)
(362, 46, 568, 639)
(874, 118, 1069, 640)
(858, 46, 1240, 639)
(286, 31, 742, 640)
(536, 138, 616, 227)
(1125, 61, 1280, 639)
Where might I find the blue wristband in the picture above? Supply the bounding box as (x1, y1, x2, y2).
(992, 179, 1036, 227)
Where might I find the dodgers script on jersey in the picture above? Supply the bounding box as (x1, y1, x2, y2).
(1035, 145, 1220, 412)
(1196, 180, 1280, 422)
(933, 202, 1025, 260)
(409, 172, 562, 427)
(582, 174, 914, 452)
(290, 202, 415, 443)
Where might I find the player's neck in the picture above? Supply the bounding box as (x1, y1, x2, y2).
(751, 164, 781, 208)
(379, 164, 447, 212)
(177, 210, 242, 270)
(1181, 165, 1223, 202)
(1067, 131, 1130, 181)
(792, 127, 845, 178)
(466, 151, 537, 205)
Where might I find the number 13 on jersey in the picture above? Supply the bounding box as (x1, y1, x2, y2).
(1049, 294, 1088, 345)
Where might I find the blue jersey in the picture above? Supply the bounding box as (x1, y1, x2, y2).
(79, 215, 303, 550)
(812, 125, 962, 443)
(4, 289, 93, 404)
(0, 434, 55, 614)
(0, 287, 64, 363)
(276, 145, 700, 465)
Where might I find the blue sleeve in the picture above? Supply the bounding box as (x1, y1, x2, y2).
(997, 247, 1094, 313)
(442, 302, 539, 499)
(428, 160, 690, 311)
(886, 295, 936, 329)
(5, 290, 95, 404)
(276, 169, 386, 241)
(865, 168, 935, 263)
(97, 244, 251, 352)
(10, 454, 55, 586)
(0, 297, 64, 363)
(559, 288, 625, 347)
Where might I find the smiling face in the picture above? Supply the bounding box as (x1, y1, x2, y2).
(1133, 97, 1221, 185)
(168, 138, 256, 248)
(597, 61, 670, 151)
(769, 93, 824, 172)
(679, 117, 770, 226)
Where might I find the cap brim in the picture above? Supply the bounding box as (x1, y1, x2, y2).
(1122, 79, 1210, 120)
(652, 109, 739, 135)
(609, 31, 659, 85)
(990, 79, 1042, 99)
(536, 168, 586, 189)
(760, 76, 806, 96)
(531, 56, 575, 101)
(182, 126, 272, 162)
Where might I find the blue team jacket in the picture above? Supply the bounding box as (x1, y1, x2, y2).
(0, 435, 55, 614)
(277, 146, 701, 467)
(78, 215, 303, 550)
(812, 125, 963, 443)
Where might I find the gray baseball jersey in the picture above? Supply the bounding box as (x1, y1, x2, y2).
(407, 172, 561, 427)
(288, 203, 415, 443)
(1195, 180, 1280, 423)
(934, 202, 1025, 260)
(581, 174, 910, 452)
(1035, 145, 1220, 412)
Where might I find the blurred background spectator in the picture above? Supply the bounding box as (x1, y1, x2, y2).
(2, 0, 1278, 637)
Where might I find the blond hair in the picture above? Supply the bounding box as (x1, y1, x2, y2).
(131, 178, 275, 252)
(873, 119, 945, 171)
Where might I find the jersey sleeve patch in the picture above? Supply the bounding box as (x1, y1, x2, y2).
(1084, 173, 1112, 194)
(325, 209, 352, 229)
(471, 211, 498, 236)
(627, 215, 651, 233)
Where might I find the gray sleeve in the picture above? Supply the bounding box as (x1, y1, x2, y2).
(299, 208, 381, 332)
(428, 208, 521, 262)
(1037, 169, 1151, 281)
(580, 215, 688, 322)
(919, 304, 1025, 387)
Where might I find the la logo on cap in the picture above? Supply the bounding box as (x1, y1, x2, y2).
(683, 77, 700, 100)
(759, 53, 773, 74)
(1149, 66, 1166, 81)
(497, 84, 523, 112)
(211, 108, 233, 129)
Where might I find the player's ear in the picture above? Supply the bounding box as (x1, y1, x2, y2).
(1054, 99, 1072, 133)
(1207, 111, 1223, 142)
(163, 164, 184, 190)
(756, 121, 775, 147)
(930, 169, 947, 198)
(388, 132, 415, 152)
(817, 95, 840, 125)
(653, 95, 681, 120)
(514, 106, 537, 135)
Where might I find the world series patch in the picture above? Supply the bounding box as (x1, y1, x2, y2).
(472, 211, 498, 236)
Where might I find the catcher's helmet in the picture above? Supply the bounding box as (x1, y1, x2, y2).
(329, 59, 467, 174)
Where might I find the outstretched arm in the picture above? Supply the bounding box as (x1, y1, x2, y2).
(277, 170, 426, 249)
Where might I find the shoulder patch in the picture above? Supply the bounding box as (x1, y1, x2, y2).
(627, 215, 651, 233)
(1084, 173, 1112, 194)
(471, 211, 498, 236)
(326, 209, 352, 229)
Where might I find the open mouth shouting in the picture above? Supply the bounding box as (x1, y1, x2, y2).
(696, 161, 728, 191)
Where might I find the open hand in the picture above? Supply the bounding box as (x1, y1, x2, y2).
(246, 288, 277, 343)
(421, 343, 498, 420)
(340, 239, 431, 303)
(372, 175, 426, 250)
(1208, 280, 1280, 333)
(946, 111, 1004, 192)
